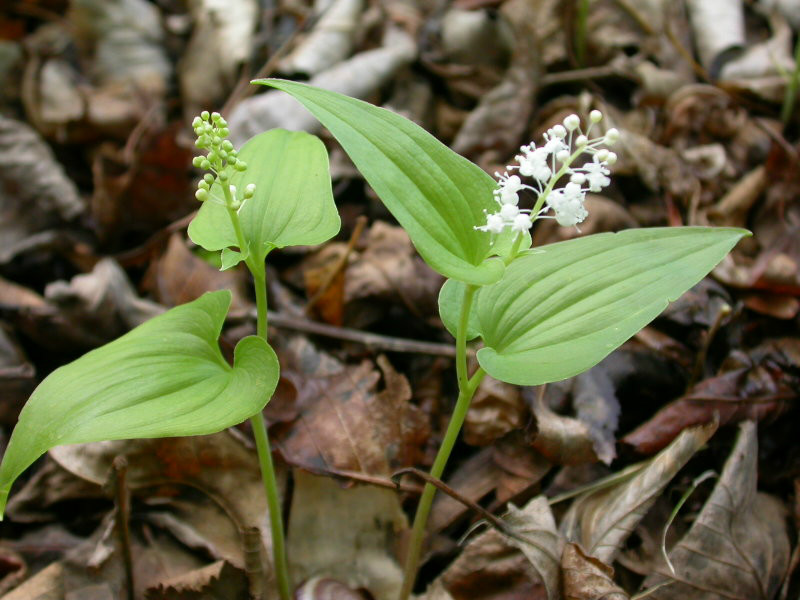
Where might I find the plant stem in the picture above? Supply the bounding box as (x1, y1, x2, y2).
(399, 285, 486, 600)
(781, 34, 800, 127)
(223, 185, 291, 600)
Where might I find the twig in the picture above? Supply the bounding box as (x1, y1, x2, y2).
(540, 64, 633, 87)
(391, 467, 524, 543)
(111, 457, 135, 600)
(265, 310, 461, 358)
(305, 215, 367, 314)
(288, 463, 423, 494)
(686, 302, 732, 390)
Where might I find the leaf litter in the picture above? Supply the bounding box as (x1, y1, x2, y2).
(0, 0, 799, 598)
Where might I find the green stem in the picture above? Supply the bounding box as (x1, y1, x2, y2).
(399, 285, 486, 600)
(781, 34, 800, 127)
(222, 185, 290, 600)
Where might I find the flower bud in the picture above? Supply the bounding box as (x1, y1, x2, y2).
(222, 140, 234, 151)
(590, 110, 602, 123)
(201, 111, 210, 121)
(575, 134, 588, 147)
(570, 172, 586, 184)
(595, 149, 609, 162)
(211, 111, 221, 122)
(244, 183, 256, 198)
(563, 114, 580, 131)
(195, 188, 209, 201)
(235, 161, 247, 171)
(552, 124, 567, 139)
(604, 128, 619, 144)
(217, 117, 228, 128)
(219, 128, 230, 138)
(192, 156, 204, 167)
(606, 152, 617, 165)
(219, 171, 228, 182)
(198, 180, 210, 191)
(200, 159, 211, 170)
(203, 173, 214, 184)
(192, 116, 202, 128)
(556, 149, 570, 163)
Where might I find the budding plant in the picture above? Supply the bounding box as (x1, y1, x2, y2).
(0, 111, 340, 600)
(251, 79, 748, 600)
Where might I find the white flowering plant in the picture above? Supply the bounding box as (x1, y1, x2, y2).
(0, 111, 340, 600)
(254, 80, 748, 599)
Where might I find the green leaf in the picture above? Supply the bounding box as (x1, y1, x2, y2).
(473, 227, 748, 385)
(438, 279, 480, 341)
(220, 248, 245, 270)
(188, 129, 340, 261)
(0, 291, 279, 516)
(253, 78, 504, 286)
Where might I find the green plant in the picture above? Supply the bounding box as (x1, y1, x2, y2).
(0, 111, 340, 600)
(251, 79, 748, 599)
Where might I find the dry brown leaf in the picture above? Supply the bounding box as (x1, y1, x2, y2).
(287, 470, 406, 600)
(623, 342, 796, 454)
(144, 233, 250, 312)
(561, 543, 628, 600)
(463, 377, 526, 446)
(561, 422, 717, 564)
(0, 325, 35, 426)
(275, 354, 429, 476)
(0, 115, 83, 263)
(295, 576, 371, 600)
(144, 560, 248, 600)
(503, 496, 563, 600)
(640, 421, 791, 600)
(530, 391, 599, 466)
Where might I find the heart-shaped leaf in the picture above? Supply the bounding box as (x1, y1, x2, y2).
(0, 290, 279, 515)
(253, 79, 504, 286)
(188, 128, 340, 262)
(473, 227, 748, 385)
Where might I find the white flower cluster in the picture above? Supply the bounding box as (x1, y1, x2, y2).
(477, 110, 618, 235)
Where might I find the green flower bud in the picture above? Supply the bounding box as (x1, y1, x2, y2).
(222, 140, 233, 151)
(219, 128, 230, 138)
(244, 183, 256, 199)
(219, 171, 228, 182)
(211, 111, 221, 122)
(219, 150, 228, 160)
(235, 161, 247, 171)
(195, 137, 207, 148)
(203, 173, 214, 184)
(198, 180, 210, 191)
(217, 117, 228, 128)
(200, 159, 211, 170)
(229, 198, 241, 210)
(195, 188, 209, 201)
(201, 110, 210, 121)
(192, 156, 204, 167)
(207, 151, 218, 162)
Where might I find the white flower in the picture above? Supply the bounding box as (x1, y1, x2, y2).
(582, 156, 611, 192)
(499, 203, 519, 221)
(511, 213, 532, 233)
(563, 114, 580, 131)
(517, 146, 551, 182)
(494, 173, 524, 205)
(590, 109, 603, 123)
(477, 212, 505, 234)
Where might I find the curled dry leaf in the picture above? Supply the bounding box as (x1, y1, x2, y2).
(685, 0, 745, 73)
(449, 0, 538, 164)
(561, 543, 628, 600)
(179, 0, 257, 112)
(0, 115, 83, 263)
(280, 0, 365, 77)
(640, 421, 791, 600)
(561, 422, 717, 564)
(229, 27, 416, 145)
(295, 576, 371, 600)
(44, 258, 165, 344)
(623, 343, 796, 454)
(503, 496, 564, 600)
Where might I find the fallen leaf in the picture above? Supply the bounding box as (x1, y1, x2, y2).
(640, 421, 791, 600)
(561, 543, 628, 600)
(0, 115, 83, 264)
(287, 470, 406, 599)
(144, 560, 249, 600)
(275, 354, 429, 477)
(503, 496, 563, 600)
(295, 576, 371, 600)
(623, 344, 796, 454)
(463, 376, 526, 446)
(561, 422, 717, 564)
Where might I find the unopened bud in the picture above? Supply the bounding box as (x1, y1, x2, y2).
(575, 134, 588, 147)
(211, 111, 221, 122)
(563, 114, 580, 131)
(195, 188, 209, 201)
(596, 149, 609, 162)
(201, 111, 210, 121)
(552, 124, 567, 139)
(556, 149, 570, 163)
(200, 159, 211, 170)
(192, 156, 204, 167)
(604, 128, 619, 144)
(198, 180, 210, 191)
(203, 173, 214, 184)
(606, 152, 617, 165)
(235, 161, 247, 171)
(589, 110, 603, 123)
(244, 183, 256, 198)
